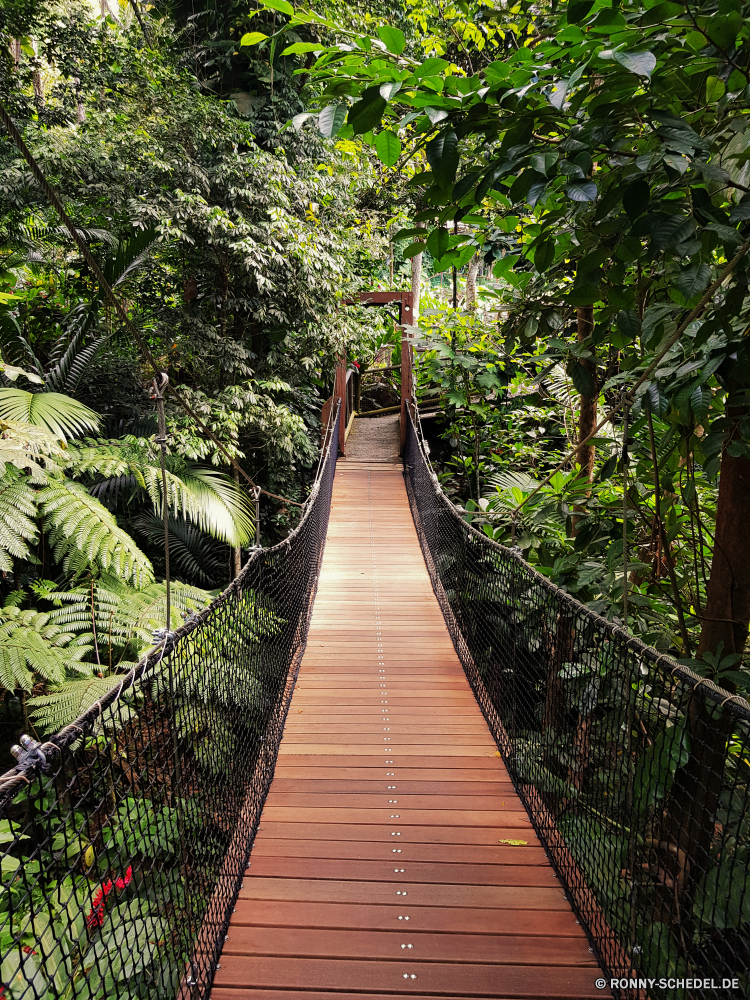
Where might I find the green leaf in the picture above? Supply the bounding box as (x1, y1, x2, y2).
(640, 2, 682, 25)
(415, 58, 450, 78)
(623, 180, 650, 219)
(566, 1, 595, 22)
(705, 76, 726, 103)
(613, 49, 656, 78)
(426, 227, 450, 259)
(703, 11, 742, 50)
(380, 81, 402, 102)
(530, 152, 559, 177)
(376, 25, 405, 55)
(568, 360, 596, 399)
(534, 239, 554, 273)
(375, 130, 401, 167)
(634, 716, 690, 814)
(426, 130, 459, 192)
(348, 86, 387, 135)
(281, 41, 323, 55)
(240, 31, 269, 46)
(641, 382, 668, 417)
(402, 242, 426, 258)
(690, 385, 712, 422)
(615, 309, 641, 347)
(565, 180, 598, 202)
(318, 104, 347, 138)
(291, 112, 314, 130)
(261, 0, 294, 14)
(676, 263, 711, 300)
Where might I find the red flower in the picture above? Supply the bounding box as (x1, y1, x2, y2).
(115, 866, 132, 890)
(86, 868, 131, 929)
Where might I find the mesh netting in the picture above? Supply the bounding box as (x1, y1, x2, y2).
(0, 404, 340, 1000)
(404, 408, 750, 1000)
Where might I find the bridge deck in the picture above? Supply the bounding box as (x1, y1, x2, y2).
(211, 458, 601, 999)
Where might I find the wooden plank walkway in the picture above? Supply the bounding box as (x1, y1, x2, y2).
(212, 459, 602, 1000)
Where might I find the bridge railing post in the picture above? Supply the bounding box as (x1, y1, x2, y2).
(334, 353, 347, 456)
(400, 291, 415, 453)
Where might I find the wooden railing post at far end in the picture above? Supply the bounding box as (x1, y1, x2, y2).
(400, 291, 415, 453)
(334, 353, 347, 456)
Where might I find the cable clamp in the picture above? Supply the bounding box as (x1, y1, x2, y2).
(151, 627, 177, 645)
(9, 735, 50, 774)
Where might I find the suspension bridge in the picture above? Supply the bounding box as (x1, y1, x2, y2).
(1, 360, 749, 1000)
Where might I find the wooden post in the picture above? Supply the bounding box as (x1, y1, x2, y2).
(400, 292, 415, 453)
(334, 353, 347, 456)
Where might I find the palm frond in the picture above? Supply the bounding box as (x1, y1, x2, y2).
(107, 227, 158, 287)
(0, 318, 43, 376)
(46, 328, 108, 397)
(0, 389, 101, 441)
(18, 225, 118, 249)
(38, 479, 154, 586)
(178, 467, 254, 546)
(488, 470, 542, 494)
(134, 512, 228, 587)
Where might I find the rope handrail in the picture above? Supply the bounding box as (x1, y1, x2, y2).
(403, 403, 750, 999)
(407, 404, 750, 720)
(0, 401, 341, 999)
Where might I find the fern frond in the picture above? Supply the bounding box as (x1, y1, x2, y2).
(0, 416, 65, 481)
(38, 479, 154, 586)
(0, 605, 82, 691)
(0, 475, 38, 571)
(28, 676, 132, 732)
(36, 575, 210, 654)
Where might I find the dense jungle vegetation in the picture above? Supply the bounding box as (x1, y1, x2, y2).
(1, 0, 750, 730)
(2, 1, 750, 997)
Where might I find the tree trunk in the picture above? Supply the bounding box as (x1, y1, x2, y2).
(575, 306, 597, 480)
(11, 39, 21, 69)
(465, 255, 481, 310)
(661, 409, 750, 929)
(32, 69, 44, 107)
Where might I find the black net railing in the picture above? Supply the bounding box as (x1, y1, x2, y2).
(404, 407, 750, 1000)
(0, 403, 340, 1000)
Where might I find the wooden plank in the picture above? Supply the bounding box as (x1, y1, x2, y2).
(221, 927, 596, 966)
(212, 957, 602, 997)
(229, 900, 580, 935)
(263, 793, 522, 811)
(276, 746, 500, 758)
(267, 780, 515, 793)
(243, 858, 558, 887)
(273, 757, 507, 771)
(213, 992, 568, 1000)
(237, 878, 567, 909)
(255, 823, 538, 846)
(249, 840, 545, 866)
